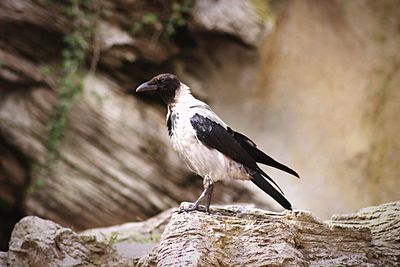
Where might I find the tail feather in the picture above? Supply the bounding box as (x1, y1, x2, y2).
(230, 129, 300, 178)
(250, 172, 292, 210)
(257, 168, 285, 195)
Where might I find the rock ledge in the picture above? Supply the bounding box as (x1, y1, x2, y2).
(2, 201, 399, 266)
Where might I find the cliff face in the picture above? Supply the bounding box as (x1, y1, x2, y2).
(194, 0, 400, 217)
(2, 201, 400, 266)
(0, 0, 400, 250)
(0, 0, 269, 236)
(255, 0, 400, 217)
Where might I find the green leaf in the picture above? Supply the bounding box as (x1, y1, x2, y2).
(131, 22, 143, 35)
(142, 13, 159, 24)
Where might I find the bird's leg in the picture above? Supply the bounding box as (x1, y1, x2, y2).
(179, 186, 209, 212)
(198, 176, 214, 213)
(204, 183, 214, 214)
(179, 176, 214, 213)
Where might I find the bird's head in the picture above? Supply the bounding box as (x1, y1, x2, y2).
(135, 73, 181, 104)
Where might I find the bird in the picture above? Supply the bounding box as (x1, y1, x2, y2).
(135, 73, 299, 213)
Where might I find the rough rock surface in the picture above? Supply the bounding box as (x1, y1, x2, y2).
(7, 216, 119, 266)
(1, 0, 400, 247)
(0, 252, 7, 267)
(191, 0, 271, 45)
(190, 0, 400, 218)
(157, 202, 400, 266)
(0, 0, 269, 232)
(2, 201, 399, 266)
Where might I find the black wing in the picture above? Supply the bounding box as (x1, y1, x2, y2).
(228, 128, 300, 178)
(190, 114, 285, 195)
(191, 114, 258, 170)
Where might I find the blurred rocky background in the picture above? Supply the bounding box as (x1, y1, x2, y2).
(0, 0, 399, 251)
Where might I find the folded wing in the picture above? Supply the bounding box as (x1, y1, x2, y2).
(190, 114, 291, 209)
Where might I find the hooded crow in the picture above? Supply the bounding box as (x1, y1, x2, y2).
(136, 73, 299, 212)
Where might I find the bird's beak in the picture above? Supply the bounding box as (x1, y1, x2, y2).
(135, 81, 158, 93)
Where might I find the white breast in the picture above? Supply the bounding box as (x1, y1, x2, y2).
(167, 87, 251, 182)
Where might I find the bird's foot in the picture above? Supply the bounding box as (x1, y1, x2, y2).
(176, 203, 211, 214)
(205, 205, 212, 214)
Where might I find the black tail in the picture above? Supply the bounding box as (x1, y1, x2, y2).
(230, 129, 300, 178)
(250, 172, 292, 210)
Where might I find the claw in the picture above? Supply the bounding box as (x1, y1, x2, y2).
(205, 206, 211, 214)
(178, 180, 214, 214)
(177, 203, 208, 213)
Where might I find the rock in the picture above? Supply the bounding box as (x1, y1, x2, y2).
(0, 140, 28, 206)
(0, 73, 187, 229)
(190, 0, 272, 45)
(82, 208, 175, 244)
(97, 21, 137, 68)
(83, 207, 176, 266)
(7, 216, 120, 267)
(157, 201, 400, 266)
(3, 201, 399, 266)
(0, 68, 259, 229)
(0, 0, 263, 233)
(188, 0, 400, 218)
(5, 210, 173, 266)
(1, 0, 400, 245)
(0, 252, 7, 267)
(98, 22, 135, 51)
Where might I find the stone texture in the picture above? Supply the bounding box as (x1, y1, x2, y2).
(5, 210, 173, 266)
(0, 0, 265, 232)
(1, 0, 400, 240)
(0, 252, 7, 267)
(7, 216, 120, 267)
(157, 201, 400, 266)
(0, 73, 186, 229)
(2, 201, 400, 266)
(187, 0, 400, 218)
(191, 0, 271, 45)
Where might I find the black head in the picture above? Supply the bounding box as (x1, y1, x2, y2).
(136, 73, 180, 104)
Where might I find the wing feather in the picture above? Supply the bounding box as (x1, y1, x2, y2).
(190, 114, 285, 195)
